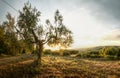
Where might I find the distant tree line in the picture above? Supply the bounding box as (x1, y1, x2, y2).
(77, 46, 120, 59)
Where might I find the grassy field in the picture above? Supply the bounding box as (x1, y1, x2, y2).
(0, 54, 120, 78)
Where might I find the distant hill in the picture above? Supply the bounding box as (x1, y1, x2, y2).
(78, 46, 120, 52)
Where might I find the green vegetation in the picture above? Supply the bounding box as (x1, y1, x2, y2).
(43, 46, 120, 60)
(0, 1, 120, 78)
(76, 46, 120, 60)
(0, 2, 73, 66)
(0, 13, 33, 56)
(16, 2, 73, 66)
(0, 45, 120, 77)
(43, 49, 79, 56)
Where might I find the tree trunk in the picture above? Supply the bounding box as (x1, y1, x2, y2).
(36, 41, 43, 66)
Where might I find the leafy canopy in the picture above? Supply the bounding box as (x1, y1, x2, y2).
(17, 2, 73, 49)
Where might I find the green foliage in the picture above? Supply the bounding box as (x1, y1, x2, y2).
(0, 13, 34, 56)
(0, 27, 7, 55)
(0, 13, 20, 55)
(43, 49, 79, 56)
(0, 2, 73, 67)
(17, 2, 73, 65)
(51, 51, 60, 56)
(99, 46, 120, 59)
(76, 46, 120, 59)
(62, 50, 79, 56)
(44, 49, 61, 56)
(43, 49, 52, 55)
(17, 2, 41, 43)
(47, 10, 73, 48)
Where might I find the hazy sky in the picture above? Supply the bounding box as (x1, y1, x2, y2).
(0, 0, 120, 48)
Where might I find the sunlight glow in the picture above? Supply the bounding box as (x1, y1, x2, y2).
(42, 7, 119, 49)
(61, 8, 116, 48)
(45, 45, 60, 51)
(2, 0, 119, 49)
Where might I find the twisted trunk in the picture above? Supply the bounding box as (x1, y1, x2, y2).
(31, 29, 43, 66)
(36, 41, 43, 66)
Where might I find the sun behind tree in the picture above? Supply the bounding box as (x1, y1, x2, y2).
(45, 45, 66, 51)
(16, 2, 73, 66)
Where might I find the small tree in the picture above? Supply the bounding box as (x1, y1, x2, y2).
(17, 2, 73, 66)
(0, 26, 6, 55)
(0, 13, 21, 55)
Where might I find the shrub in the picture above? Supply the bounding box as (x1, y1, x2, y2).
(44, 49, 51, 55)
(69, 50, 79, 55)
(99, 46, 120, 59)
(61, 49, 79, 56)
(62, 51, 70, 56)
(76, 53, 82, 58)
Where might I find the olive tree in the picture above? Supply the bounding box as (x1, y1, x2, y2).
(17, 2, 73, 66)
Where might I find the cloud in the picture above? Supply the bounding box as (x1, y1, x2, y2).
(102, 29, 120, 40)
(1, 0, 120, 48)
(74, 0, 120, 28)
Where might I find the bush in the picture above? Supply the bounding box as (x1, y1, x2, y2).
(51, 51, 60, 56)
(44, 49, 51, 55)
(117, 51, 120, 58)
(44, 49, 61, 56)
(69, 50, 79, 55)
(61, 50, 79, 56)
(62, 51, 70, 56)
(76, 46, 120, 59)
(99, 46, 120, 59)
(76, 53, 88, 58)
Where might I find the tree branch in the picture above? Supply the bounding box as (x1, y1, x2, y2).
(31, 29, 38, 43)
(15, 26, 36, 43)
(14, 26, 24, 39)
(43, 37, 51, 44)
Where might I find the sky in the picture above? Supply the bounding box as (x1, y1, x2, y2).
(0, 0, 120, 49)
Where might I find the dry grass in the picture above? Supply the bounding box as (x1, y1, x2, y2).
(41, 55, 120, 78)
(0, 54, 120, 78)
